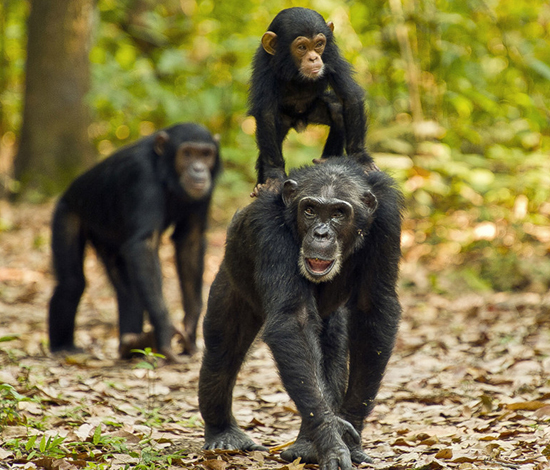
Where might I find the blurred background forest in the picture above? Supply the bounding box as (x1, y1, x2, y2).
(0, 0, 549, 294)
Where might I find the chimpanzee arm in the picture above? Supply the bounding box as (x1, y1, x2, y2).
(250, 70, 291, 185)
(116, 182, 179, 363)
(344, 294, 400, 429)
(172, 209, 208, 355)
(120, 233, 178, 361)
(253, 106, 293, 185)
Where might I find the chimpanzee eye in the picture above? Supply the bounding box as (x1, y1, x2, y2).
(297, 44, 307, 53)
(332, 209, 344, 219)
(304, 206, 315, 216)
(315, 41, 324, 49)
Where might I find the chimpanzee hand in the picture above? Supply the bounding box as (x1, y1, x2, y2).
(315, 417, 360, 470)
(341, 429, 374, 464)
(203, 423, 268, 451)
(281, 416, 361, 469)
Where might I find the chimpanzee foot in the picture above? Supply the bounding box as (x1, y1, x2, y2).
(250, 177, 284, 197)
(119, 325, 187, 363)
(204, 424, 268, 452)
(51, 345, 85, 355)
(119, 332, 155, 359)
(363, 161, 380, 173)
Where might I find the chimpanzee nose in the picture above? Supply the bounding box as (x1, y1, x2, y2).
(190, 163, 207, 178)
(314, 223, 330, 239)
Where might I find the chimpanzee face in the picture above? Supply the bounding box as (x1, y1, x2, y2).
(282, 171, 378, 283)
(296, 196, 354, 282)
(261, 20, 334, 82)
(154, 131, 219, 200)
(289, 33, 327, 80)
(175, 142, 217, 199)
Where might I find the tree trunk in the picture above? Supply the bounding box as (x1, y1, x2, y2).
(14, 0, 95, 199)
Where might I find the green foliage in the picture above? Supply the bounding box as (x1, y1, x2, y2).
(1, 0, 549, 291)
(2, 423, 188, 469)
(132, 347, 166, 419)
(0, 383, 30, 428)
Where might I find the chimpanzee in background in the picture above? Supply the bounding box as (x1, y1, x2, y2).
(199, 158, 402, 469)
(48, 123, 221, 363)
(249, 8, 378, 194)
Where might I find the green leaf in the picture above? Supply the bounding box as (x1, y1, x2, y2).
(25, 434, 37, 451)
(135, 361, 154, 370)
(39, 434, 47, 453)
(93, 425, 102, 445)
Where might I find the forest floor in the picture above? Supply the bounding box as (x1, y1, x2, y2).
(0, 202, 549, 470)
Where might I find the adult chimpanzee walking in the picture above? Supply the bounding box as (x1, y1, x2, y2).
(249, 8, 378, 194)
(48, 123, 221, 363)
(199, 158, 402, 469)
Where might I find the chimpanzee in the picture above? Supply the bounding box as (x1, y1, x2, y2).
(199, 158, 402, 469)
(249, 8, 377, 194)
(48, 123, 221, 363)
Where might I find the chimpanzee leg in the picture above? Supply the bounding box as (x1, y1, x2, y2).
(199, 268, 266, 451)
(280, 310, 349, 464)
(48, 202, 86, 352)
(94, 244, 145, 358)
(340, 297, 401, 463)
(322, 95, 346, 157)
(307, 94, 345, 158)
(172, 215, 207, 355)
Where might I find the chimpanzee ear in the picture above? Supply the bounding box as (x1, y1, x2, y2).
(362, 190, 378, 212)
(154, 131, 169, 156)
(282, 179, 298, 206)
(327, 21, 334, 32)
(262, 32, 278, 55)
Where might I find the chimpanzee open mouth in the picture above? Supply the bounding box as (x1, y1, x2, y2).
(305, 257, 335, 276)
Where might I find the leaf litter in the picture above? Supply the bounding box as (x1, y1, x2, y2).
(0, 203, 549, 469)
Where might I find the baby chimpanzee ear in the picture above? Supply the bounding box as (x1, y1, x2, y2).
(154, 131, 170, 156)
(362, 190, 378, 213)
(282, 179, 298, 206)
(261, 31, 278, 55)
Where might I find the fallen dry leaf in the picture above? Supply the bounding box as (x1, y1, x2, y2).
(0, 203, 549, 470)
(505, 401, 547, 411)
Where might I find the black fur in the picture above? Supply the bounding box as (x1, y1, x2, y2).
(199, 158, 402, 469)
(48, 123, 221, 362)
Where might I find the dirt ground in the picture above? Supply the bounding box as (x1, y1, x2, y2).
(0, 202, 549, 470)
